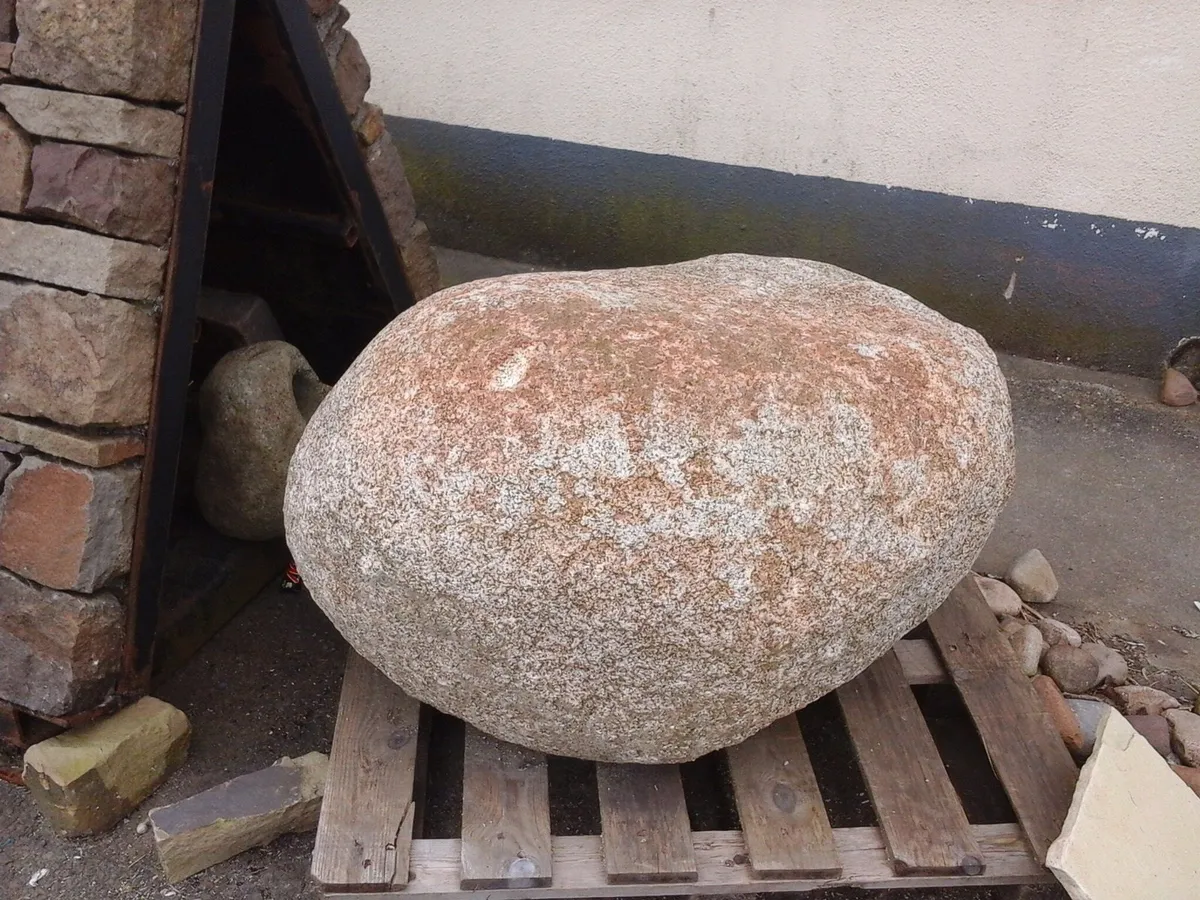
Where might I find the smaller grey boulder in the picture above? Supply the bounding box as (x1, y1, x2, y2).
(1082, 642, 1128, 686)
(1111, 685, 1181, 717)
(1005, 621, 1045, 677)
(972, 574, 1023, 618)
(1037, 618, 1082, 649)
(1064, 698, 1110, 758)
(1006, 549, 1059, 603)
(195, 342, 329, 541)
(1042, 644, 1101, 694)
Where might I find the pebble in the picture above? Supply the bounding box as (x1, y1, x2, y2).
(1008, 622, 1046, 677)
(1111, 685, 1181, 717)
(1041, 644, 1101, 694)
(1164, 709, 1200, 766)
(1126, 714, 1172, 758)
(1171, 765, 1200, 798)
(1033, 675, 1085, 757)
(972, 574, 1023, 617)
(1005, 549, 1059, 604)
(1065, 698, 1110, 758)
(1159, 367, 1198, 407)
(1081, 641, 1128, 686)
(1037, 618, 1082, 649)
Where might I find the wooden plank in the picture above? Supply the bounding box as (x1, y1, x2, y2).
(311, 652, 423, 891)
(894, 638, 949, 684)
(928, 577, 1079, 864)
(725, 715, 841, 878)
(837, 650, 984, 876)
(361, 824, 1050, 900)
(460, 726, 552, 889)
(595, 763, 697, 884)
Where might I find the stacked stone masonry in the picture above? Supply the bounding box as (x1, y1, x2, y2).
(0, 0, 438, 722)
(313, 0, 442, 300)
(0, 0, 194, 719)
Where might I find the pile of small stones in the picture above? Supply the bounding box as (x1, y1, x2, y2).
(975, 549, 1200, 796)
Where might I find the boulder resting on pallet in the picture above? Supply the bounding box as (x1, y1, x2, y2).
(286, 254, 1014, 762)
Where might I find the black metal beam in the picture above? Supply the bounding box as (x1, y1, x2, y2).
(265, 0, 416, 315)
(121, 0, 239, 690)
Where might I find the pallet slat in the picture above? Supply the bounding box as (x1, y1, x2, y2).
(360, 824, 1050, 900)
(928, 577, 1079, 864)
(312, 652, 423, 892)
(837, 650, 984, 876)
(595, 763, 697, 884)
(726, 714, 841, 878)
(460, 725, 553, 889)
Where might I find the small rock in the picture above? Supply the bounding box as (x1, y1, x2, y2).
(1041, 644, 1101, 694)
(23, 697, 190, 836)
(1005, 549, 1059, 604)
(1081, 641, 1128, 686)
(1160, 367, 1198, 407)
(1111, 685, 1181, 717)
(1164, 709, 1200, 766)
(1036, 618, 1082, 649)
(1172, 764, 1200, 798)
(149, 751, 328, 882)
(972, 573, 1022, 617)
(1126, 715, 1172, 758)
(997, 615, 1026, 636)
(1032, 675, 1085, 757)
(1007, 623, 1045, 677)
(1065, 698, 1110, 758)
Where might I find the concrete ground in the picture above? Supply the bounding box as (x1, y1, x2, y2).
(3, 248, 1195, 899)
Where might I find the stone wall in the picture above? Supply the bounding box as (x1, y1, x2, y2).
(317, 0, 441, 300)
(0, 0, 438, 723)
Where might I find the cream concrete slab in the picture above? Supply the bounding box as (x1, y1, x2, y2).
(1047, 707, 1200, 900)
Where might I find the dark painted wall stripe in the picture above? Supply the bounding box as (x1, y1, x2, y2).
(388, 116, 1200, 376)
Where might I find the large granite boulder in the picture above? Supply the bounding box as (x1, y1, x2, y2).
(285, 255, 1014, 763)
(196, 342, 329, 541)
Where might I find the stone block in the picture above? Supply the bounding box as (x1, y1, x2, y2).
(197, 287, 283, 347)
(0, 568, 123, 716)
(0, 0, 14, 42)
(0, 107, 30, 212)
(0, 84, 184, 158)
(26, 142, 177, 245)
(400, 219, 442, 301)
(0, 451, 13, 485)
(308, 0, 340, 17)
(0, 456, 141, 592)
(0, 281, 158, 426)
(0, 415, 144, 468)
(365, 135, 417, 241)
(0, 217, 167, 301)
(1047, 708, 1200, 899)
(149, 752, 329, 882)
(11, 0, 198, 104)
(0, 41, 11, 71)
(331, 31, 369, 117)
(315, 3, 349, 42)
(23, 697, 190, 836)
(352, 101, 384, 147)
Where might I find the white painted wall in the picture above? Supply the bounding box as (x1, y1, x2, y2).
(346, 1, 1200, 229)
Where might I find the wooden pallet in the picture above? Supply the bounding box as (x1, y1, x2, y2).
(313, 578, 1078, 898)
